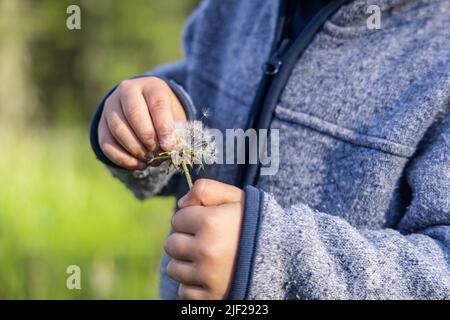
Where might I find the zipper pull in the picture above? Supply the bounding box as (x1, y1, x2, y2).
(262, 38, 291, 75)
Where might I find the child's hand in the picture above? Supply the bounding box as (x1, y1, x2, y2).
(164, 179, 245, 300)
(98, 77, 187, 170)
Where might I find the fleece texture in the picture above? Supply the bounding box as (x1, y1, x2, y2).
(90, 0, 450, 299)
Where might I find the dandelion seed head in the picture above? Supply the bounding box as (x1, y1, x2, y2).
(168, 121, 216, 170)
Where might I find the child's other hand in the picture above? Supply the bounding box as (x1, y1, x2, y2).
(98, 77, 187, 170)
(164, 179, 245, 300)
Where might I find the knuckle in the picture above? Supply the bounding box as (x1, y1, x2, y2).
(158, 124, 172, 138)
(108, 119, 126, 138)
(197, 244, 217, 262)
(141, 131, 156, 144)
(148, 94, 167, 111)
(100, 141, 113, 155)
(118, 80, 134, 93)
(104, 96, 114, 111)
(123, 101, 140, 119)
(199, 213, 216, 231)
(113, 124, 127, 139)
(147, 76, 167, 89)
(200, 271, 218, 290)
(192, 179, 208, 202)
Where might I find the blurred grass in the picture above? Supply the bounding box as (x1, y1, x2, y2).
(0, 126, 175, 299)
(0, 0, 199, 299)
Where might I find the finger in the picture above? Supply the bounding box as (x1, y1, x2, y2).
(172, 206, 207, 234)
(98, 116, 147, 170)
(119, 88, 158, 152)
(105, 98, 148, 161)
(177, 179, 244, 208)
(178, 284, 210, 300)
(143, 85, 174, 151)
(166, 260, 202, 286)
(164, 232, 196, 261)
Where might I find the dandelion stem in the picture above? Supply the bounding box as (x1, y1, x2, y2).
(148, 155, 171, 163)
(181, 161, 193, 189)
(158, 151, 172, 156)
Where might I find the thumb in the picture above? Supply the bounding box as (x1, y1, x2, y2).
(177, 179, 244, 208)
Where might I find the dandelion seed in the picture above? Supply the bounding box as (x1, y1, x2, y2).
(148, 121, 216, 189)
(200, 108, 211, 119)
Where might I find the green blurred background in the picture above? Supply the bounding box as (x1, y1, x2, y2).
(0, 0, 198, 299)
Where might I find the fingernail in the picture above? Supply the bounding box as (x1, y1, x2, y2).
(160, 137, 174, 150)
(138, 162, 147, 170)
(178, 194, 188, 207)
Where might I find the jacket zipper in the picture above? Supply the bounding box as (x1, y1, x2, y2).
(240, 0, 350, 187)
(262, 38, 292, 76)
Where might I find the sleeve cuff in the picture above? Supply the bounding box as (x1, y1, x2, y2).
(89, 77, 197, 168)
(227, 185, 264, 300)
(166, 80, 198, 121)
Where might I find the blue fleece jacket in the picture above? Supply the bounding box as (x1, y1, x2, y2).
(91, 0, 450, 299)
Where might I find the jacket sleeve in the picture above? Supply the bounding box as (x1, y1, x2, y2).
(89, 1, 206, 200)
(229, 116, 450, 300)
